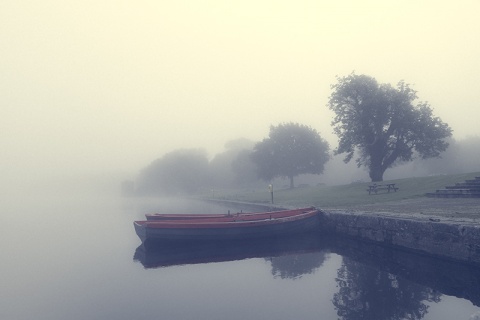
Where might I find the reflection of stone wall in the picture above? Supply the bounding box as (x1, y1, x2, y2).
(319, 210, 480, 266)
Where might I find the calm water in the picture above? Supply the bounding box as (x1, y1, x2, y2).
(2, 191, 480, 320)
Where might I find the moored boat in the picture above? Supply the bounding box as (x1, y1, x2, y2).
(134, 207, 321, 244)
(145, 207, 315, 221)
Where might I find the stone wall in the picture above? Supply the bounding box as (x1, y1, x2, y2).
(319, 210, 480, 266)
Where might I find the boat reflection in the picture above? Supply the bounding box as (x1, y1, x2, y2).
(133, 232, 326, 270)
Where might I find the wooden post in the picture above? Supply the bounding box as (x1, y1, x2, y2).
(269, 184, 274, 204)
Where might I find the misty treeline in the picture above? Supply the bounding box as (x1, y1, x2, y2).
(134, 135, 480, 196)
(133, 73, 477, 196)
(135, 122, 331, 195)
(135, 138, 259, 195)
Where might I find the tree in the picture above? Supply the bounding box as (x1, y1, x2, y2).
(250, 123, 330, 188)
(209, 138, 258, 188)
(328, 73, 452, 182)
(136, 148, 209, 195)
(231, 149, 261, 185)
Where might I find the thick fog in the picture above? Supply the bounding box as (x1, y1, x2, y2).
(2, 1, 480, 195)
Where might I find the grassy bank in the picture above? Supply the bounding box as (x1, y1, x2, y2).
(206, 172, 480, 208)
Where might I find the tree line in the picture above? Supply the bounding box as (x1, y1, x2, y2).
(135, 73, 464, 196)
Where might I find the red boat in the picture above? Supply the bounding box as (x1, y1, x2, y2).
(134, 207, 321, 243)
(145, 207, 315, 221)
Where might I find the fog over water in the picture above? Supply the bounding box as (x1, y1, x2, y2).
(2, 1, 480, 190)
(2, 3, 480, 317)
(2, 192, 480, 320)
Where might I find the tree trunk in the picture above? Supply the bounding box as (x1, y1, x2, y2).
(369, 167, 385, 182)
(369, 151, 385, 182)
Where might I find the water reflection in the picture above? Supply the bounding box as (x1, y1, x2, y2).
(267, 251, 328, 280)
(333, 257, 441, 319)
(331, 237, 480, 319)
(134, 233, 480, 319)
(134, 232, 325, 271)
(330, 237, 480, 308)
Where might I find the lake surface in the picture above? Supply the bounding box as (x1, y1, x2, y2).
(2, 191, 480, 320)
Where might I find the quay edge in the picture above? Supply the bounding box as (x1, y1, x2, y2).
(318, 210, 480, 266)
(202, 198, 480, 266)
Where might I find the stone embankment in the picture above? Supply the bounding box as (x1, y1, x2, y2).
(320, 198, 480, 265)
(207, 197, 480, 265)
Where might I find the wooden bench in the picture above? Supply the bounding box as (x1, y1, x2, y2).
(367, 183, 399, 195)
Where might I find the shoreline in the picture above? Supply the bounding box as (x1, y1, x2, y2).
(208, 197, 480, 266)
(321, 198, 480, 266)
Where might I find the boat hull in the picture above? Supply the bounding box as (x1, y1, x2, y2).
(145, 207, 315, 221)
(134, 209, 320, 243)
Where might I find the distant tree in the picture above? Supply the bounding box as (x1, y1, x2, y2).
(456, 135, 480, 173)
(231, 149, 260, 185)
(328, 73, 452, 182)
(209, 149, 237, 188)
(250, 123, 330, 189)
(136, 148, 209, 195)
(411, 137, 460, 175)
(209, 138, 257, 188)
(413, 135, 480, 175)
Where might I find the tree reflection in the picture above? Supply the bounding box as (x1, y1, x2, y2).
(333, 257, 441, 320)
(266, 251, 329, 280)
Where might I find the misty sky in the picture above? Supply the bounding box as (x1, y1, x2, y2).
(2, 0, 480, 186)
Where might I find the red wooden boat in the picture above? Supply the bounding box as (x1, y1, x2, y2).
(134, 207, 321, 243)
(145, 207, 315, 221)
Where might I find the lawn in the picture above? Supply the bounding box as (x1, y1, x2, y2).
(205, 172, 480, 208)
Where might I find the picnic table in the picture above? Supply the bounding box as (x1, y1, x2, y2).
(367, 183, 399, 195)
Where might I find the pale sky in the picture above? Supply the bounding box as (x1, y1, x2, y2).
(2, 0, 480, 186)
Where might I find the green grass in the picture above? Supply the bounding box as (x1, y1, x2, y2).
(205, 172, 480, 208)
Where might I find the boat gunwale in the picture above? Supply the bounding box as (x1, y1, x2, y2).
(135, 209, 319, 229)
(145, 207, 315, 221)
